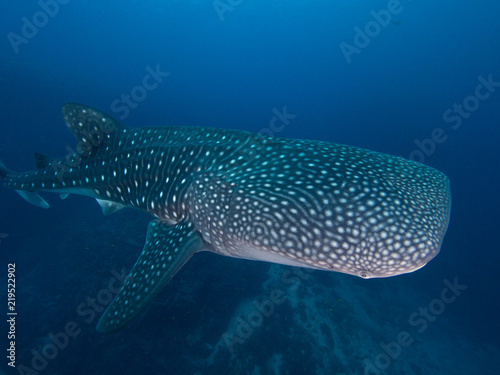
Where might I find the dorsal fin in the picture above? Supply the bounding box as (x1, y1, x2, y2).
(34, 152, 54, 169)
(61, 103, 128, 157)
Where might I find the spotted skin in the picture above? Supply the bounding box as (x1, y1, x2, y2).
(0, 104, 451, 332)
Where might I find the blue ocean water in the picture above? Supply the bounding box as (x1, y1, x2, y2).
(1, 1, 499, 374)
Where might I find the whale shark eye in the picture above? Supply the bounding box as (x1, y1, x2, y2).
(359, 271, 369, 279)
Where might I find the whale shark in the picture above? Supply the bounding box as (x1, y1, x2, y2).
(0, 104, 451, 333)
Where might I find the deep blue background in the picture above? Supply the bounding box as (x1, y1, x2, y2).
(1, 1, 499, 374)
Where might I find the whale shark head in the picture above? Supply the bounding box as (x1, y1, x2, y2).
(188, 137, 451, 279)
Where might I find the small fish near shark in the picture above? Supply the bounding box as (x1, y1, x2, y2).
(0, 104, 451, 333)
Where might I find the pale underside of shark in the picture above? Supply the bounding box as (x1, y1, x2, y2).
(0, 104, 451, 333)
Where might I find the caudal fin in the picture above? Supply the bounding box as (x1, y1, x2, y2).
(0, 160, 50, 209)
(14, 190, 50, 209)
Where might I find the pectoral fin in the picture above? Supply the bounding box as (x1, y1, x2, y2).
(96, 219, 206, 333)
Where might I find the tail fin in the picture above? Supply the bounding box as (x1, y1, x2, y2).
(15, 190, 50, 209)
(0, 161, 49, 209)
